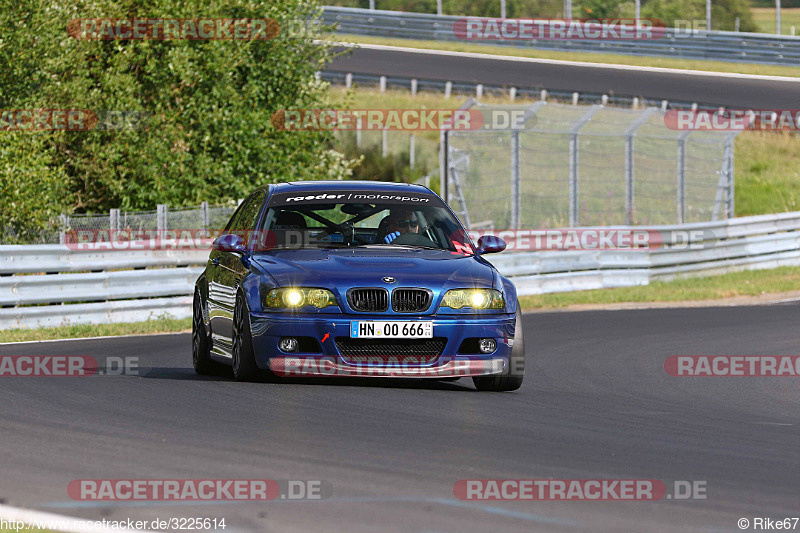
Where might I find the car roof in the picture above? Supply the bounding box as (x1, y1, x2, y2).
(265, 180, 432, 195)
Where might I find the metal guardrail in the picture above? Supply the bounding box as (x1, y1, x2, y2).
(320, 71, 722, 111)
(322, 6, 800, 66)
(1, 211, 798, 329)
(0, 247, 206, 329)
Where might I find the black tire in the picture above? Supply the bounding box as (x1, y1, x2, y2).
(232, 294, 263, 382)
(473, 305, 525, 392)
(192, 290, 217, 375)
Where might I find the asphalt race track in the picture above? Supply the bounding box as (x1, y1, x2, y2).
(1, 304, 798, 532)
(328, 45, 800, 109)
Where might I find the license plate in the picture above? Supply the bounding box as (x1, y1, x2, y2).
(350, 321, 433, 339)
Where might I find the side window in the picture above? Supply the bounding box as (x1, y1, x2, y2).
(234, 192, 265, 232)
(224, 203, 246, 233)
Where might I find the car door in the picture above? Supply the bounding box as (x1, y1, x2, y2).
(207, 202, 247, 356)
(213, 191, 266, 347)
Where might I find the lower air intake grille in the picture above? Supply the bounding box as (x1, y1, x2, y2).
(347, 288, 389, 312)
(335, 337, 447, 364)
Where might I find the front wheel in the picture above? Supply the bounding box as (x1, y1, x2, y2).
(192, 290, 217, 375)
(473, 305, 525, 392)
(232, 294, 262, 382)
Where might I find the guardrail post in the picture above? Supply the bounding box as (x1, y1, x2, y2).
(476, 84, 483, 98)
(540, 89, 547, 102)
(409, 134, 416, 170)
(509, 87, 516, 101)
(445, 81, 452, 99)
(511, 130, 521, 229)
(379, 76, 387, 92)
(345, 73, 352, 89)
(157, 204, 167, 232)
(382, 128, 388, 157)
(201, 201, 210, 230)
(411, 78, 418, 96)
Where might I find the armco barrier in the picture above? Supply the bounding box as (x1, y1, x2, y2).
(321, 6, 800, 66)
(1, 211, 799, 329)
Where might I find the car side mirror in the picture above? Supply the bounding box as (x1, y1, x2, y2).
(213, 233, 247, 254)
(476, 235, 507, 254)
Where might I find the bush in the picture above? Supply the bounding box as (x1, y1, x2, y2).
(0, 0, 358, 236)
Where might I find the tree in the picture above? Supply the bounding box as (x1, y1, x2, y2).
(0, 0, 357, 232)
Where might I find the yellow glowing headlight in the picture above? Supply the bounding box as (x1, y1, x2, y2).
(264, 288, 337, 309)
(441, 289, 505, 310)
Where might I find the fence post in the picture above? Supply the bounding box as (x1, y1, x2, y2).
(110, 208, 120, 232)
(59, 214, 69, 245)
(624, 108, 658, 225)
(157, 204, 167, 232)
(201, 201, 210, 230)
(677, 131, 690, 224)
(440, 129, 448, 202)
(510, 130, 521, 229)
(724, 133, 736, 218)
(568, 105, 602, 227)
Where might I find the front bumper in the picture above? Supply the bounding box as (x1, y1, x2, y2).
(249, 312, 516, 378)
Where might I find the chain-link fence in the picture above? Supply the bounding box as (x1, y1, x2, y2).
(56, 202, 238, 244)
(444, 101, 739, 229)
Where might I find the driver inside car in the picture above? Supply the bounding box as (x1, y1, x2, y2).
(384, 209, 420, 244)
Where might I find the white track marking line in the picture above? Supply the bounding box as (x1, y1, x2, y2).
(332, 41, 800, 83)
(0, 331, 187, 346)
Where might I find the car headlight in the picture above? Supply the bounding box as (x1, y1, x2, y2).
(264, 288, 337, 309)
(441, 289, 505, 310)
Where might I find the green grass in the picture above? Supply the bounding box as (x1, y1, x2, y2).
(0, 317, 191, 343)
(520, 266, 800, 310)
(752, 7, 800, 35)
(735, 131, 800, 215)
(332, 34, 800, 78)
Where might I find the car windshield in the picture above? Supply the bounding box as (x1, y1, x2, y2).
(257, 197, 472, 253)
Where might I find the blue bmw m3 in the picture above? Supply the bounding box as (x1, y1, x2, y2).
(192, 181, 525, 391)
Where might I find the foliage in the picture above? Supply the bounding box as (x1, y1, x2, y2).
(0, 0, 356, 235)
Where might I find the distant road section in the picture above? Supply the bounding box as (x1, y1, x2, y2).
(328, 44, 800, 109)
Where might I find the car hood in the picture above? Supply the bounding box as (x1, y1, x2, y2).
(251, 247, 496, 291)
